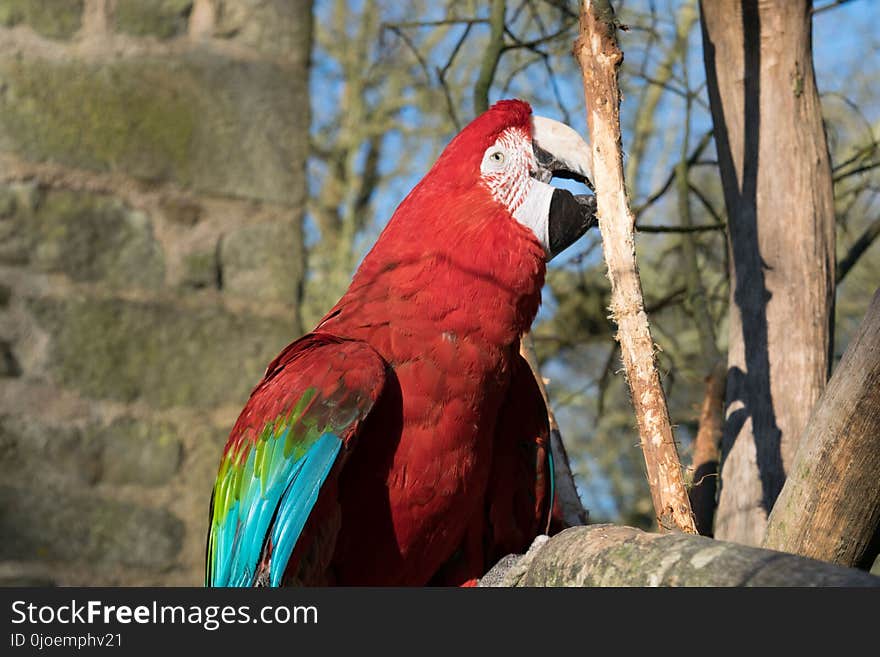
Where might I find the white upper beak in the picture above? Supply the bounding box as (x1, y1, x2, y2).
(531, 115, 593, 188)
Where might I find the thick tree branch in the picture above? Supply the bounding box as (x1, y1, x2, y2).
(479, 525, 880, 586)
(763, 288, 880, 567)
(574, 0, 697, 534)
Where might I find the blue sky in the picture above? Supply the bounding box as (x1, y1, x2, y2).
(307, 0, 880, 520)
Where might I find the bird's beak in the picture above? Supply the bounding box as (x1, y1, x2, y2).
(517, 116, 596, 260)
(531, 115, 594, 189)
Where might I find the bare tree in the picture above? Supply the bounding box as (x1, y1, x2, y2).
(699, 0, 836, 545)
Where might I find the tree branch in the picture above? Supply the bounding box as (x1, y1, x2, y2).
(479, 525, 880, 586)
(837, 216, 880, 283)
(812, 0, 860, 16)
(636, 222, 725, 233)
(688, 362, 726, 536)
(633, 129, 714, 217)
(764, 288, 880, 567)
(575, 0, 697, 534)
(519, 335, 589, 527)
(474, 0, 507, 115)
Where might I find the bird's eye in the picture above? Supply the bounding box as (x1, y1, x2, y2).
(490, 151, 505, 164)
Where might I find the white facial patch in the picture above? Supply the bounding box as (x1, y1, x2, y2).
(480, 128, 555, 255)
(512, 179, 555, 255)
(479, 127, 554, 254)
(480, 128, 534, 211)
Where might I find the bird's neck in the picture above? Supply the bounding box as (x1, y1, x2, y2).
(320, 201, 546, 350)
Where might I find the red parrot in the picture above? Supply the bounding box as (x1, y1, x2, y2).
(206, 99, 595, 586)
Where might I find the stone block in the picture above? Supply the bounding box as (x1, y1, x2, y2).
(0, 484, 184, 569)
(0, 52, 307, 204)
(0, 185, 165, 289)
(0, 414, 102, 487)
(0, 0, 83, 40)
(220, 221, 303, 304)
(113, 0, 192, 39)
(180, 249, 218, 289)
(214, 0, 311, 63)
(28, 296, 295, 408)
(94, 417, 183, 486)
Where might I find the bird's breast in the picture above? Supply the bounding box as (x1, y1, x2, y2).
(333, 330, 514, 584)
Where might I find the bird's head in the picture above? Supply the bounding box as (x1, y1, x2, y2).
(429, 98, 596, 260)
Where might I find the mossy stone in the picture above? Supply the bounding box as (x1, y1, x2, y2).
(0, 52, 306, 204)
(220, 221, 303, 304)
(94, 417, 183, 486)
(213, 0, 311, 63)
(0, 415, 102, 487)
(0, 0, 83, 40)
(0, 185, 165, 289)
(0, 484, 183, 568)
(181, 250, 218, 289)
(28, 296, 295, 408)
(113, 0, 192, 39)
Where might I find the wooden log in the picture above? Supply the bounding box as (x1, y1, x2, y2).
(479, 525, 879, 587)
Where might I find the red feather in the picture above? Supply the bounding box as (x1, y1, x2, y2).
(212, 100, 557, 586)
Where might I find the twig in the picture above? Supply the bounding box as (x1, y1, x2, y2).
(636, 222, 725, 233)
(382, 18, 488, 29)
(812, 0, 859, 15)
(687, 182, 725, 225)
(834, 160, 880, 183)
(519, 335, 590, 527)
(575, 0, 697, 535)
(633, 129, 713, 217)
(837, 216, 880, 283)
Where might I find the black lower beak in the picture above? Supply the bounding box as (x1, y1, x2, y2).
(548, 190, 597, 258)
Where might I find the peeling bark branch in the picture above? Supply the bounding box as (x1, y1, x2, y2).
(479, 525, 880, 586)
(763, 288, 880, 567)
(574, 0, 697, 534)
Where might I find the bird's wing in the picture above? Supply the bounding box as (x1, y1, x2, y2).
(206, 332, 387, 587)
(484, 353, 555, 564)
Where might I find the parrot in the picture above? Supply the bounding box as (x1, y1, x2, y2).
(206, 99, 596, 587)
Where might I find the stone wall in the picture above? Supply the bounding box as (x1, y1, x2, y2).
(0, 0, 312, 585)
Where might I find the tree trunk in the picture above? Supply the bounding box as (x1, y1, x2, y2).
(479, 525, 879, 587)
(699, 0, 836, 545)
(575, 0, 697, 534)
(763, 288, 880, 567)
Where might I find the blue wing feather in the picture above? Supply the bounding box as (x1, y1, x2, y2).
(206, 335, 387, 587)
(269, 432, 342, 586)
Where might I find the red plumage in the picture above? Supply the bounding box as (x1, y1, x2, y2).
(216, 100, 561, 586)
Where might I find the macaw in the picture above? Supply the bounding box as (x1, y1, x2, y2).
(206, 99, 595, 587)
